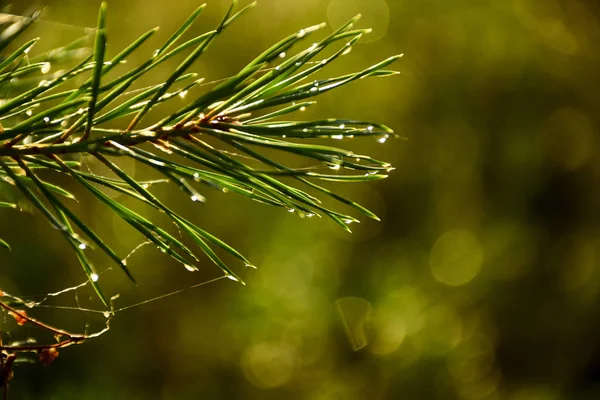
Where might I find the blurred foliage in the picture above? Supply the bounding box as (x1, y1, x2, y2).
(1, 0, 600, 399)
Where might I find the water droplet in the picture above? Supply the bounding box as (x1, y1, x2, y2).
(43, 117, 50, 123)
(193, 172, 200, 182)
(303, 128, 308, 133)
(342, 46, 353, 56)
(329, 164, 341, 170)
(41, 62, 51, 74)
(282, 135, 287, 138)
(275, 66, 281, 71)
(306, 213, 315, 218)
(339, 124, 346, 129)
(90, 273, 99, 282)
(245, 263, 257, 269)
(367, 126, 374, 131)
(222, 187, 229, 193)
(331, 135, 343, 140)
(25, 110, 33, 116)
(297, 29, 306, 38)
(103, 311, 111, 318)
(179, 90, 188, 99)
(190, 195, 199, 202)
(38, 80, 49, 87)
(300, 106, 306, 112)
(61, 120, 69, 127)
(184, 264, 196, 272)
(310, 87, 318, 93)
(377, 135, 388, 144)
(152, 49, 160, 57)
(78, 243, 87, 250)
(77, 108, 85, 115)
(287, 208, 295, 213)
(343, 219, 353, 225)
(226, 274, 240, 282)
(321, 59, 328, 65)
(279, 52, 286, 58)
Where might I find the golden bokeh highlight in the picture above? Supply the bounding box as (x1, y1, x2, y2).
(242, 342, 298, 389)
(430, 229, 484, 286)
(259, 250, 315, 300)
(368, 304, 406, 356)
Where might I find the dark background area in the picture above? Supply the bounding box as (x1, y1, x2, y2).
(2, 0, 600, 399)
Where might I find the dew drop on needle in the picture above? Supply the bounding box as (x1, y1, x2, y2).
(41, 62, 51, 74)
(184, 264, 196, 272)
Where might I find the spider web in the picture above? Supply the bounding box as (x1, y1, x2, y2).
(0, 13, 329, 363)
(0, 239, 229, 354)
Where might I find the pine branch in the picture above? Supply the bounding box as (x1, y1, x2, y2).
(0, 1, 401, 306)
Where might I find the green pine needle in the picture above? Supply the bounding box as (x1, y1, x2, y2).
(0, 1, 400, 305)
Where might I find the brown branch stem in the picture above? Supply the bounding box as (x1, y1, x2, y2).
(0, 123, 202, 157)
(0, 297, 111, 353)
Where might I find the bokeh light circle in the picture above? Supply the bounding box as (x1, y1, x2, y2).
(242, 342, 298, 389)
(430, 229, 484, 286)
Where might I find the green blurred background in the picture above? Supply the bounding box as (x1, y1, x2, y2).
(2, 0, 600, 399)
